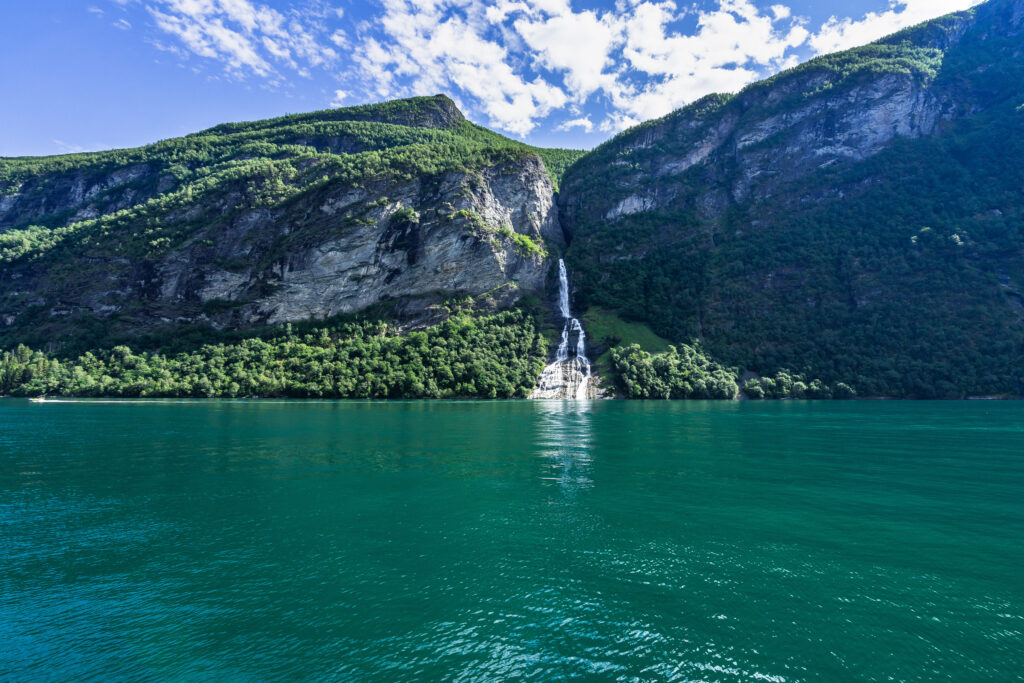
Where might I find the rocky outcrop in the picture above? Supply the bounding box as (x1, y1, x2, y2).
(0, 155, 561, 336)
(561, 66, 958, 239)
(158, 155, 562, 325)
(0, 164, 164, 228)
(0, 95, 569, 343)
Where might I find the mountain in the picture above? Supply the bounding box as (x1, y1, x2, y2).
(0, 95, 581, 350)
(560, 0, 1024, 398)
(3, 0, 1024, 399)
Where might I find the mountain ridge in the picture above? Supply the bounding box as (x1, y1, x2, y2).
(558, 0, 1024, 398)
(0, 95, 584, 356)
(3, 0, 1024, 398)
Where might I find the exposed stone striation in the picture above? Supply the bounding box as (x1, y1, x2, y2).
(561, 66, 958, 243)
(0, 164, 169, 228)
(0, 96, 568, 344)
(159, 155, 563, 326)
(0, 155, 561, 338)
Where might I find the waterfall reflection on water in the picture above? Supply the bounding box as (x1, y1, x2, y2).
(534, 400, 593, 491)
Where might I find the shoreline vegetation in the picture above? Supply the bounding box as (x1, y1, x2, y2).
(4, 304, 991, 401)
(4, 2, 1024, 400)
(1, 310, 546, 400)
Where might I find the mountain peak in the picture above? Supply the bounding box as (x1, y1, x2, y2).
(339, 94, 466, 130)
(196, 94, 466, 138)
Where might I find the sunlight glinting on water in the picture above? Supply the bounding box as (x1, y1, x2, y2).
(2, 399, 1022, 681)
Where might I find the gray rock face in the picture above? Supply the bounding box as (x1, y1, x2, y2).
(0, 193, 19, 216)
(1, 154, 562, 335)
(564, 69, 954, 235)
(606, 194, 655, 219)
(158, 155, 561, 325)
(731, 74, 949, 203)
(0, 164, 156, 227)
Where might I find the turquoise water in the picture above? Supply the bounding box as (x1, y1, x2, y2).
(1, 399, 1022, 681)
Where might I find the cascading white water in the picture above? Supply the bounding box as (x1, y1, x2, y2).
(531, 259, 592, 400)
(556, 326, 569, 363)
(571, 318, 591, 400)
(558, 260, 571, 319)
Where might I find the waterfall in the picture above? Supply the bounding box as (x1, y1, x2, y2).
(531, 259, 593, 400)
(571, 318, 591, 400)
(558, 260, 571, 319)
(556, 323, 569, 363)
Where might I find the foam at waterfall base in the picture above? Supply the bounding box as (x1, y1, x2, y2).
(531, 258, 593, 400)
(530, 358, 593, 400)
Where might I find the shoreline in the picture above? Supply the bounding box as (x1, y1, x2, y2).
(5, 395, 1022, 402)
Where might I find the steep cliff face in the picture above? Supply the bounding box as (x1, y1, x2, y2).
(567, 70, 953, 233)
(157, 155, 560, 326)
(560, 0, 1024, 397)
(560, 16, 976, 239)
(0, 96, 578, 347)
(0, 164, 162, 227)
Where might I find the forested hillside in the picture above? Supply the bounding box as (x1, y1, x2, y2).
(0, 96, 589, 399)
(560, 0, 1024, 398)
(0, 95, 582, 349)
(4, 0, 1024, 399)
(0, 308, 547, 399)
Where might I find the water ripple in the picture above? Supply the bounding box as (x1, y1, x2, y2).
(1, 399, 1023, 680)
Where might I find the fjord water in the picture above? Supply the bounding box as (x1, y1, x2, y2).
(2, 400, 1022, 681)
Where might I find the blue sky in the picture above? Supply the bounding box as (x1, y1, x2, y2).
(0, 0, 984, 156)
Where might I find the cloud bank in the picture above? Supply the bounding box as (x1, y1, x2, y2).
(144, 0, 339, 81)
(134, 0, 986, 137)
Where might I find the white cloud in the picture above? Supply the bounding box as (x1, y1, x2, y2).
(555, 116, 594, 133)
(348, 0, 568, 136)
(809, 0, 984, 55)
(145, 0, 338, 78)
(329, 88, 348, 107)
(122, 0, 984, 139)
(348, 0, 821, 135)
(603, 0, 810, 127)
(513, 8, 622, 101)
(113, 18, 132, 30)
(329, 29, 349, 48)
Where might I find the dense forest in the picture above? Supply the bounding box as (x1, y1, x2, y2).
(0, 310, 548, 399)
(4, 1, 1024, 400)
(561, 0, 1024, 399)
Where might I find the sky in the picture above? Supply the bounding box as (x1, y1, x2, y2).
(0, 0, 986, 156)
